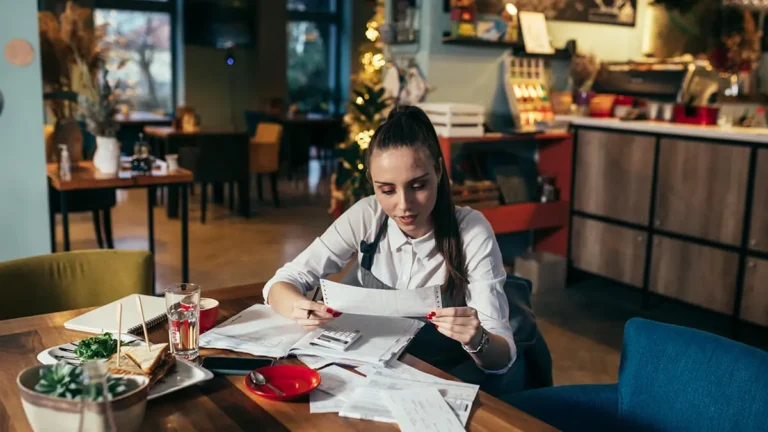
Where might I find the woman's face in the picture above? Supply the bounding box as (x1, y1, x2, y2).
(368, 146, 440, 239)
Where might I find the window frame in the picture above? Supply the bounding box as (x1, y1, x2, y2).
(287, 0, 346, 115)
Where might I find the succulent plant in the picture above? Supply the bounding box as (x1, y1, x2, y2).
(35, 362, 83, 400)
(34, 361, 132, 401)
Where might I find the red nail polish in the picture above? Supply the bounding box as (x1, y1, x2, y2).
(435, 325, 439, 329)
(333, 312, 342, 318)
(326, 308, 334, 314)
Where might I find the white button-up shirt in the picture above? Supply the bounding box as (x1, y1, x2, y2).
(263, 195, 516, 372)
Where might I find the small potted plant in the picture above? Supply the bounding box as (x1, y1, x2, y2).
(17, 361, 148, 432)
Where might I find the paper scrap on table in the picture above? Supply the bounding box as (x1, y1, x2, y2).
(309, 366, 367, 414)
(382, 388, 465, 432)
(298, 355, 335, 370)
(320, 279, 442, 317)
(339, 370, 478, 425)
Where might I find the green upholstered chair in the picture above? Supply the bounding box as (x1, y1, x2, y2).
(0, 250, 153, 320)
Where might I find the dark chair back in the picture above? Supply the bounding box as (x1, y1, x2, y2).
(177, 133, 249, 183)
(504, 274, 553, 390)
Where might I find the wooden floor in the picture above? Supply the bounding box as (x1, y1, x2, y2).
(51, 180, 766, 387)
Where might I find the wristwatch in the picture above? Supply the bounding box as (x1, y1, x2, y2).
(462, 327, 489, 354)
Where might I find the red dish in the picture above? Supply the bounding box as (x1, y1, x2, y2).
(243, 365, 321, 401)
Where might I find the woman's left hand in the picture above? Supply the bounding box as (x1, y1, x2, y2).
(428, 307, 482, 349)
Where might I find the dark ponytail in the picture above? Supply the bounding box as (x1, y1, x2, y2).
(366, 106, 469, 306)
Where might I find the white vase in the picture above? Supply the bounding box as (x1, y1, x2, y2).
(93, 136, 121, 174)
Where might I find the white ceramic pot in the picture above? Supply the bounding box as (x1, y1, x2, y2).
(93, 136, 121, 174)
(17, 365, 149, 432)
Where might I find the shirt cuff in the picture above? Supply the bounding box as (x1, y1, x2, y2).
(476, 327, 517, 375)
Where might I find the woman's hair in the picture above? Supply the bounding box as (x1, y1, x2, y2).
(366, 105, 469, 306)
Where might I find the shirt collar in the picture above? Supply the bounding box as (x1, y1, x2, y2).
(386, 217, 437, 260)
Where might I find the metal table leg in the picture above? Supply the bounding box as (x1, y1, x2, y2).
(60, 191, 70, 251)
(148, 186, 155, 255)
(181, 183, 189, 283)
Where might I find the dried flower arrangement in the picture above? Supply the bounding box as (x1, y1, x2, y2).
(569, 53, 599, 92)
(78, 68, 120, 138)
(38, 1, 108, 121)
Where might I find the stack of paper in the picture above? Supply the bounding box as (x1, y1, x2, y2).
(309, 366, 366, 413)
(199, 304, 423, 366)
(338, 369, 479, 426)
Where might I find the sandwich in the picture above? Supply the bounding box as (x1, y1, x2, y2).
(106, 343, 175, 386)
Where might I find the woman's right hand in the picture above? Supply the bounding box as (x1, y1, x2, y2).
(291, 299, 342, 331)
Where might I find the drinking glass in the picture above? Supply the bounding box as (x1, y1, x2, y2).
(165, 283, 201, 360)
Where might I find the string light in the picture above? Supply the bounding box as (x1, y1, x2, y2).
(356, 96, 364, 105)
(365, 20, 379, 41)
(355, 129, 375, 150)
(357, 163, 365, 170)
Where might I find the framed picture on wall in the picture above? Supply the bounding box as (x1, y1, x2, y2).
(464, 0, 637, 27)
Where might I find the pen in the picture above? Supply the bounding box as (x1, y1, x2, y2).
(306, 288, 320, 319)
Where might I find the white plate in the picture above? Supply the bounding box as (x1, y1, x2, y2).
(37, 334, 214, 400)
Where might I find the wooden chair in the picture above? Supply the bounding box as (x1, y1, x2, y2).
(249, 122, 283, 207)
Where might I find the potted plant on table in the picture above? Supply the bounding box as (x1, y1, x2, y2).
(17, 361, 148, 432)
(79, 67, 121, 174)
(38, 1, 108, 165)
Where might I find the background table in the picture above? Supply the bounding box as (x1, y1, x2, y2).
(47, 161, 193, 282)
(0, 283, 558, 431)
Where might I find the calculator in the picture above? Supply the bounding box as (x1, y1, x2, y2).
(308, 327, 362, 352)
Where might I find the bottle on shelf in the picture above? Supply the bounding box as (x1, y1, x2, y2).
(58, 144, 72, 181)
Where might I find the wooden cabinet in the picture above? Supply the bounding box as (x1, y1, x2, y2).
(741, 257, 768, 326)
(574, 130, 655, 225)
(650, 235, 739, 314)
(654, 138, 749, 245)
(571, 216, 647, 288)
(748, 149, 768, 253)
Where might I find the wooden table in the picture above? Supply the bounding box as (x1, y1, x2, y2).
(0, 283, 557, 431)
(47, 161, 194, 282)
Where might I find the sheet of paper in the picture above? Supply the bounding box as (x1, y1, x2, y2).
(289, 313, 423, 365)
(298, 355, 335, 370)
(310, 390, 346, 413)
(339, 370, 479, 425)
(309, 366, 367, 414)
(320, 279, 442, 317)
(382, 388, 465, 432)
(199, 304, 307, 358)
(358, 360, 453, 384)
(519, 11, 555, 55)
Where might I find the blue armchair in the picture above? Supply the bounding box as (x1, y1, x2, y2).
(504, 318, 768, 432)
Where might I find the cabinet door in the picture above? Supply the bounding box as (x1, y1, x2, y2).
(574, 130, 655, 225)
(741, 258, 768, 326)
(655, 138, 749, 245)
(748, 149, 768, 253)
(650, 236, 739, 314)
(571, 216, 647, 288)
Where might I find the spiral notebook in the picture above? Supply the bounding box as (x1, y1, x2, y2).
(64, 294, 167, 335)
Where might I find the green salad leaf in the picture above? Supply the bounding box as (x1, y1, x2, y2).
(74, 332, 122, 360)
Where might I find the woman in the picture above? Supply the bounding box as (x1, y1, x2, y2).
(264, 106, 522, 391)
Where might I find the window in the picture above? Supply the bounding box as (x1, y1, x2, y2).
(95, 9, 173, 114)
(287, 0, 345, 114)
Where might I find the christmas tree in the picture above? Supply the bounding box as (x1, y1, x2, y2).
(329, 0, 392, 218)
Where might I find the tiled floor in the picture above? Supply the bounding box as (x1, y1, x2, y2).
(53, 180, 767, 386)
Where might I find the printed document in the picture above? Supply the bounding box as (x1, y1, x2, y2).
(382, 388, 465, 432)
(320, 279, 442, 317)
